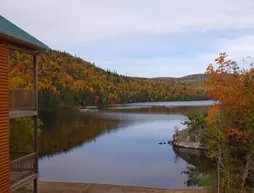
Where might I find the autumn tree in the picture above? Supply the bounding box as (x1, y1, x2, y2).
(205, 53, 254, 192)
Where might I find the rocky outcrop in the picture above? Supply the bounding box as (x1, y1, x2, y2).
(172, 129, 206, 150)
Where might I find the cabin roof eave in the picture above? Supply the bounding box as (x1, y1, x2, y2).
(0, 15, 49, 53)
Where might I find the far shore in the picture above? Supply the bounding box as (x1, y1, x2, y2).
(15, 181, 208, 193)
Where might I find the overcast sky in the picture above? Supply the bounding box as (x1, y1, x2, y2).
(1, 0, 254, 77)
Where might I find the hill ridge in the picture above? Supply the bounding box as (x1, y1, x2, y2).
(8, 49, 210, 108)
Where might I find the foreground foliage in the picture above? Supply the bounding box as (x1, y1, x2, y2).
(178, 53, 253, 192)
(204, 53, 254, 193)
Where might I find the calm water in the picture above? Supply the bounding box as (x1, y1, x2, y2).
(38, 100, 215, 188)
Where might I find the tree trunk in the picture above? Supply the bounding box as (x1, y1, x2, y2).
(217, 159, 220, 193)
(240, 155, 250, 193)
(217, 143, 221, 193)
(228, 170, 230, 193)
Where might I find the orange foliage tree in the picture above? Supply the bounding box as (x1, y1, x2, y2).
(205, 53, 254, 192)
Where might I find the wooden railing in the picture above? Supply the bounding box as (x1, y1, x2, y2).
(9, 89, 35, 111)
(10, 152, 32, 162)
(10, 152, 36, 172)
(10, 152, 37, 186)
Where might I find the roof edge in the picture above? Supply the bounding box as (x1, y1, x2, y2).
(0, 29, 49, 51)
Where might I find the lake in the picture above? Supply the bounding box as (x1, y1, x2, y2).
(38, 100, 216, 188)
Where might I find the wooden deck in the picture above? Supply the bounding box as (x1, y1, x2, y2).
(10, 110, 37, 118)
(10, 153, 38, 190)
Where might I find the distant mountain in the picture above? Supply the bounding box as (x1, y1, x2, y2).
(154, 74, 209, 85)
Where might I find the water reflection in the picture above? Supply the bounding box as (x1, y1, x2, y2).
(110, 100, 214, 110)
(108, 105, 210, 114)
(36, 103, 214, 188)
(38, 109, 189, 158)
(39, 110, 135, 157)
(173, 147, 216, 187)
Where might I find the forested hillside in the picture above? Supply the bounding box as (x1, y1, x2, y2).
(8, 49, 210, 109)
(154, 74, 209, 85)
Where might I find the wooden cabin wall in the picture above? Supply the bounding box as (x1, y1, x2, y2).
(0, 43, 10, 193)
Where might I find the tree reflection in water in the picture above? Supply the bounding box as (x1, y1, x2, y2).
(173, 147, 217, 188)
(38, 109, 135, 158)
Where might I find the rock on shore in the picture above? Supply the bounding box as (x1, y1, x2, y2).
(172, 129, 206, 150)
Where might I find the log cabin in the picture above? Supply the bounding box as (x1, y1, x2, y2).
(0, 15, 48, 193)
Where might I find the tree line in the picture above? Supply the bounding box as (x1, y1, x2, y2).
(8, 49, 210, 109)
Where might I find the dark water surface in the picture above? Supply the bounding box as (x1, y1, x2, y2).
(38, 100, 215, 188)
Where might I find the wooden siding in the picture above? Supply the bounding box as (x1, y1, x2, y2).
(0, 43, 10, 193)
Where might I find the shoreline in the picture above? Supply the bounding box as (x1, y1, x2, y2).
(40, 100, 214, 111)
(16, 181, 208, 193)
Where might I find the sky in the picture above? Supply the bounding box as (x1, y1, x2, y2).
(1, 0, 254, 77)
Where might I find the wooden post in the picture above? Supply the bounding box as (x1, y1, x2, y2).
(0, 43, 10, 193)
(33, 54, 38, 193)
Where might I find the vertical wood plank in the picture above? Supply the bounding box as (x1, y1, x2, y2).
(0, 43, 10, 193)
(33, 54, 38, 193)
(33, 55, 38, 111)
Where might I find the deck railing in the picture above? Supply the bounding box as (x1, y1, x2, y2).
(10, 152, 37, 187)
(9, 89, 35, 111)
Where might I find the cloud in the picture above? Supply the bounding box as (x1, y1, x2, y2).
(95, 56, 206, 78)
(1, 0, 254, 77)
(1, 0, 254, 45)
(222, 35, 254, 57)
(200, 34, 254, 67)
